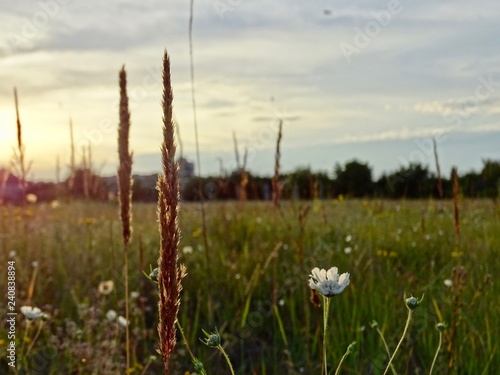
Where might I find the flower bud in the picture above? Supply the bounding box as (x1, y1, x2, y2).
(404, 292, 424, 310)
(201, 328, 221, 348)
(436, 322, 448, 332)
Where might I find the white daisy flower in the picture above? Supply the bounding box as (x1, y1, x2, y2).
(26, 194, 37, 204)
(309, 267, 350, 297)
(117, 316, 129, 327)
(182, 246, 193, 254)
(98, 280, 114, 295)
(106, 310, 117, 321)
(130, 291, 140, 299)
(444, 279, 453, 287)
(20, 306, 47, 320)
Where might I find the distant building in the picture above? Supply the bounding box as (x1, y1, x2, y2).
(178, 157, 195, 192)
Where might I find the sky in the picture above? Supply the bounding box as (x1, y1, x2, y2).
(0, 0, 499, 181)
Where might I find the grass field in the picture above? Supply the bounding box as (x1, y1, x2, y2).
(1, 199, 499, 374)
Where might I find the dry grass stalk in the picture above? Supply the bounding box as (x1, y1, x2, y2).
(117, 65, 133, 372)
(55, 155, 61, 184)
(272, 119, 283, 208)
(239, 147, 248, 204)
(11, 87, 31, 204)
(433, 138, 443, 199)
(233, 130, 241, 169)
(452, 167, 460, 241)
(68, 118, 76, 192)
(0, 169, 10, 203)
(157, 50, 186, 374)
(81, 146, 89, 199)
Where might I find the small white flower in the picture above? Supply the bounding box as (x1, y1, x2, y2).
(106, 310, 117, 321)
(130, 291, 140, 299)
(444, 279, 453, 288)
(235, 273, 241, 280)
(344, 247, 352, 254)
(278, 299, 285, 306)
(117, 316, 129, 327)
(345, 235, 352, 242)
(9, 250, 16, 258)
(309, 267, 350, 297)
(32, 261, 39, 268)
(20, 306, 46, 320)
(182, 246, 193, 254)
(50, 200, 60, 209)
(26, 194, 37, 204)
(98, 280, 114, 295)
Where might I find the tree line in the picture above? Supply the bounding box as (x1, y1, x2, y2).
(2, 158, 499, 204)
(179, 158, 500, 201)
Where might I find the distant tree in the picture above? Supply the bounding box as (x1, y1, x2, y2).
(283, 167, 314, 199)
(333, 159, 373, 197)
(480, 159, 500, 198)
(383, 163, 432, 198)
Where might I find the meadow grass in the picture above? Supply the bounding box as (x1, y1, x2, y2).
(0, 199, 498, 374)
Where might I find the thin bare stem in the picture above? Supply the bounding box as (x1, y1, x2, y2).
(433, 138, 443, 199)
(375, 327, 397, 375)
(430, 330, 443, 375)
(189, 0, 213, 324)
(272, 119, 283, 208)
(383, 309, 413, 375)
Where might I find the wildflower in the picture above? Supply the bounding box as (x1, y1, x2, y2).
(278, 299, 285, 306)
(20, 306, 47, 320)
(444, 279, 453, 287)
(130, 291, 139, 299)
(309, 267, 350, 297)
(106, 310, 117, 321)
(98, 280, 114, 295)
(8, 250, 16, 258)
(344, 246, 352, 254)
(26, 194, 37, 204)
(201, 328, 221, 348)
(345, 234, 352, 242)
(117, 316, 129, 327)
(32, 261, 39, 268)
(404, 292, 424, 310)
(182, 246, 193, 254)
(50, 200, 60, 209)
